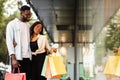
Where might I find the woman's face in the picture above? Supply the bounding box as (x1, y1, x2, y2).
(33, 24, 42, 35)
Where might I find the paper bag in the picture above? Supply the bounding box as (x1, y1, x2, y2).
(5, 68, 26, 80)
(115, 56, 120, 76)
(103, 56, 120, 77)
(41, 55, 49, 76)
(45, 57, 61, 78)
(103, 56, 119, 75)
(49, 56, 67, 76)
(5, 72, 26, 80)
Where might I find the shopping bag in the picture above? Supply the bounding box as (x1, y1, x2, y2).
(41, 55, 49, 76)
(103, 56, 120, 77)
(103, 56, 118, 75)
(49, 56, 67, 77)
(5, 72, 26, 80)
(115, 56, 120, 76)
(45, 58, 51, 78)
(5, 68, 26, 80)
(45, 57, 61, 78)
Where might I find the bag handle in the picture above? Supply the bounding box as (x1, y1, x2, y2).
(12, 67, 20, 73)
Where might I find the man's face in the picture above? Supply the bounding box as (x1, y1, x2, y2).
(21, 10, 31, 22)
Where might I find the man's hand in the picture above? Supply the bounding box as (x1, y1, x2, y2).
(11, 54, 20, 68)
(12, 59, 20, 68)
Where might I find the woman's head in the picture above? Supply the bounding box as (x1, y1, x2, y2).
(30, 21, 43, 36)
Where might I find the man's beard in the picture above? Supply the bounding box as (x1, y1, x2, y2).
(22, 15, 30, 22)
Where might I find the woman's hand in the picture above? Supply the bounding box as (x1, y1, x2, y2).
(50, 48, 57, 54)
(52, 48, 57, 53)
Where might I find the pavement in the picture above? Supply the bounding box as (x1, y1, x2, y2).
(93, 72, 120, 80)
(94, 72, 107, 80)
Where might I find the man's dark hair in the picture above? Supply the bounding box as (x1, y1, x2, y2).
(20, 5, 30, 11)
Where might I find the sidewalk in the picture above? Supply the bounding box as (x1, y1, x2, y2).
(94, 72, 120, 80)
(94, 72, 107, 80)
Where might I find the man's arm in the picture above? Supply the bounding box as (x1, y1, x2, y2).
(6, 22, 20, 68)
(6, 22, 15, 56)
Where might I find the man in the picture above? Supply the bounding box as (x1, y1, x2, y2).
(6, 5, 32, 80)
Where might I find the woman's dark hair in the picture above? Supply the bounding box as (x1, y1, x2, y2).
(30, 21, 43, 37)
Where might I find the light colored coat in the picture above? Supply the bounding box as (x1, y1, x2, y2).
(6, 18, 31, 60)
(32, 34, 51, 55)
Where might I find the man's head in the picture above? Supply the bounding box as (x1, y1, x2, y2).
(20, 5, 31, 22)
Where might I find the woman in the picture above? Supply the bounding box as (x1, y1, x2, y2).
(30, 21, 56, 80)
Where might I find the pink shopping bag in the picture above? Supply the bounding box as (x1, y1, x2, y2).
(5, 68, 26, 80)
